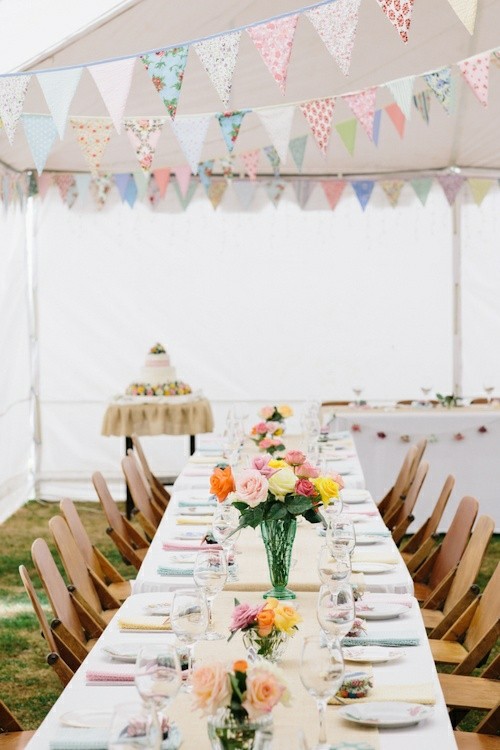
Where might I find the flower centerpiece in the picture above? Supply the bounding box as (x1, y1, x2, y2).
(192, 659, 289, 750)
(249, 406, 293, 454)
(210, 451, 343, 599)
(258, 405, 293, 422)
(228, 597, 301, 662)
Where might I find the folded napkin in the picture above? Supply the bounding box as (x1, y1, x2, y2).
(341, 489, 372, 501)
(330, 682, 436, 705)
(189, 455, 224, 464)
(162, 540, 223, 552)
(157, 566, 195, 576)
(355, 527, 391, 537)
(176, 516, 213, 525)
(344, 508, 378, 517)
(342, 633, 420, 647)
(178, 499, 215, 507)
(357, 593, 413, 609)
(118, 615, 171, 631)
(351, 550, 399, 565)
(50, 727, 181, 750)
(86, 668, 134, 684)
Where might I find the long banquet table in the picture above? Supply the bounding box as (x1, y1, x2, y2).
(25, 431, 458, 750)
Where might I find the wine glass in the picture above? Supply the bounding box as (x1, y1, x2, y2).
(299, 636, 344, 750)
(109, 701, 162, 749)
(135, 644, 181, 747)
(326, 516, 356, 556)
(352, 386, 363, 405)
(484, 384, 495, 404)
(316, 583, 356, 645)
(212, 503, 241, 580)
(193, 549, 227, 640)
(421, 385, 433, 401)
(317, 545, 351, 589)
(170, 589, 208, 689)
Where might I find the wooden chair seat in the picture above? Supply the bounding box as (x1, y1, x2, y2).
(455, 733, 500, 750)
(108, 581, 132, 601)
(0, 731, 36, 749)
(86, 637, 99, 651)
(439, 673, 500, 710)
(414, 581, 432, 601)
(429, 639, 468, 663)
(422, 609, 444, 629)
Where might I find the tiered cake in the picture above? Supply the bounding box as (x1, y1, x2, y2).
(126, 343, 192, 397)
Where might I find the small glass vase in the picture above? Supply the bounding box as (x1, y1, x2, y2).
(207, 708, 272, 750)
(242, 628, 289, 663)
(260, 517, 297, 600)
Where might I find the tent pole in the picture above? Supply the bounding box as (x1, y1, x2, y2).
(26, 192, 41, 498)
(452, 191, 463, 397)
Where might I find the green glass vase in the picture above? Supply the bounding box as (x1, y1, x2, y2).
(260, 516, 297, 600)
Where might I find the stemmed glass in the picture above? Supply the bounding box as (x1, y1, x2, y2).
(109, 702, 160, 749)
(421, 385, 433, 401)
(317, 545, 351, 589)
(134, 644, 182, 750)
(352, 386, 363, 405)
(170, 589, 208, 689)
(484, 384, 495, 404)
(193, 549, 227, 640)
(212, 503, 241, 580)
(316, 583, 356, 645)
(299, 636, 344, 750)
(326, 516, 356, 557)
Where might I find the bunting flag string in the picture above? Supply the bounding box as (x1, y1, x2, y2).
(413, 90, 432, 123)
(372, 109, 382, 146)
(207, 179, 227, 209)
(424, 67, 455, 113)
(381, 179, 405, 207)
(385, 102, 406, 138)
(173, 163, 193, 197)
(173, 179, 197, 210)
(266, 178, 286, 206)
(134, 170, 150, 201)
(437, 173, 464, 205)
(336, 118, 357, 155)
(411, 177, 433, 205)
(114, 173, 132, 202)
(247, 15, 299, 94)
(232, 179, 257, 210)
(194, 32, 241, 107)
(88, 58, 136, 133)
(305, 0, 361, 76)
(467, 178, 493, 206)
(386, 76, 415, 119)
(198, 159, 214, 191)
(241, 149, 260, 180)
(352, 179, 375, 210)
(263, 145, 281, 177)
(153, 167, 171, 198)
(293, 179, 314, 208)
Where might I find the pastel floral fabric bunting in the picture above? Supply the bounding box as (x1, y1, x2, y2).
(447, 0, 478, 34)
(386, 76, 415, 119)
(174, 163, 192, 196)
(437, 174, 464, 205)
(124, 118, 164, 173)
(300, 98, 336, 155)
(458, 52, 490, 107)
(70, 117, 113, 174)
(233, 180, 256, 210)
(241, 149, 260, 180)
(114, 173, 132, 201)
(385, 103, 406, 137)
(216, 110, 248, 153)
(153, 168, 171, 198)
(263, 145, 281, 177)
(140, 47, 189, 119)
(266, 178, 286, 207)
(21, 114, 58, 175)
(410, 177, 433, 205)
(88, 58, 136, 134)
(288, 135, 307, 172)
(258, 106, 294, 163)
(0, 75, 31, 144)
(198, 159, 214, 191)
(293, 180, 314, 209)
(413, 91, 431, 123)
(305, 0, 361, 75)
(375, 0, 414, 43)
(170, 114, 212, 173)
(343, 87, 377, 140)
(424, 68, 454, 113)
(381, 179, 405, 207)
(321, 180, 346, 210)
(352, 180, 375, 211)
(54, 173, 78, 208)
(467, 178, 493, 206)
(194, 32, 241, 107)
(174, 179, 197, 210)
(90, 172, 113, 209)
(37, 69, 82, 139)
(208, 180, 227, 209)
(247, 15, 298, 94)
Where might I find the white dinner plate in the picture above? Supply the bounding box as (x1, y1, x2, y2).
(356, 604, 409, 620)
(351, 562, 396, 574)
(145, 602, 172, 616)
(168, 554, 197, 564)
(342, 646, 405, 663)
(341, 490, 372, 504)
(59, 709, 113, 728)
(103, 642, 145, 662)
(339, 701, 433, 728)
(354, 535, 382, 545)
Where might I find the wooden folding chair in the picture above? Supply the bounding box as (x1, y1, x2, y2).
(59, 498, 131, 602)
(429, 563, 500, 675)
(400, 474, 455, 566)
(92, 471, 149, 571)
(454, 702, 500, 749)
(18, 564, 75, 685)
(385, 460, 429, 544)
(121, 455, 162, 538)
(126, 448, 166, 520)
(49, 516, 121, 627)
(424, 516, 495, 635)
(0, 701, 35, 749)
(31, 538, 102, 659)
(377, 442, 420, 519)
(412, 496, 479, 602)
(131, 434, 171, 511)
(439, 655, 500, 728)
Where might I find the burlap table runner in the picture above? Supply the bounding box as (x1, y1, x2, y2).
(101, 397, 214, 436)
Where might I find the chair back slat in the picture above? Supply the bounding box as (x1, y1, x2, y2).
(429, 496, 478, 590)
(464, 563, 500, 653)
(49, 516, 101, 613)
(427, 475, 455, 537)
(131, 435, 155, 486)
(0, 700, 23, 733)
(60, 498, 100, 575)
(19, 564, 58, 653)
(92, 472, 126, 536)
(121, 455, 158, 528)
(391, 460, 429, 528)
(444, 516, 495, 616)
(385, 444, 417, 515)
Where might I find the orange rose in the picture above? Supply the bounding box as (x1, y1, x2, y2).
(233, 660, 248, 673)
(210, 466, 235, 502)
(256, 608, 275, 637)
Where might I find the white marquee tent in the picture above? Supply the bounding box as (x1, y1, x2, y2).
(1, 0, 500, 528)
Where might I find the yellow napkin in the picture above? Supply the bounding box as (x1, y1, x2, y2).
(351, 550, 399, 565)
(330, 682, 436, 705)
(118, 615, 171, 631)
(176, 516, 213, 525)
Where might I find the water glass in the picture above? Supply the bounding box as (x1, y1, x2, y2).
(299, 636, 344, 750)
(135, 645, 181, 749)
(193, 549, 227, 640)
(170, 589, 208, 687)
(326, 516, 356, 556)
(317, 545, 351, 589)
(316, 583, 355, 644)
(109, 702, 162, 749)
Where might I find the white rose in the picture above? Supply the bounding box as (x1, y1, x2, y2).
(267, 468, 297, 500)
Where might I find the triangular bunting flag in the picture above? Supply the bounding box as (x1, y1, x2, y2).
(424, 68, 454, 113)
(467, 178, 493, 206)
(220, 156, 235, 180)
(74, 173, 91, 204)
(174, 164, 192, 197)
(0, 75, 31, 144)
(413, 91, 431, 123)
(300, 98, 335, 155)
(343, 87, 377, 140)
(446, 0, 478, 34)
(37, 173, 53, 200)
(90, 173, 113, 210)
(54, 173, 78, 208)
(140, 46, 189, 119)
(373, 109, 382, 146)
(411, 177, 433, 205)
(437, 174, 464, 205)
(266, 179, 286, 207)
(124, 176, 138, 208)
(216, 110, 248, 153)
(321, 180, 346, 210)
(247, 15, 298, 94)
(293, 180, 314, 209)
(351, 180, 375, 211)
(153, 167, 171, 199)
(70, 117, 113, 174)
(21, 114, 58, 175)
(133, 171, 149, 201)
(458, 52, 490, 107)
(124, 117, 164, 173)
(233, 179, 256, 210)
(385, 103, 406, 138)
(194, 31, 241, 107)
(37, 68, 81, 139)
(114, 173, 132, 202)
(198, 159, 214, 192)
(305, 0, 361, 75)
(241, 150, 260, 180)
(375, 0, 414, 43)
(336, 119, 357, 155)
(263, 145, 281, 177)
(381, 179, 404, 207)
(207, 179, 227, 210)
(386, 76, 415, 119)
(88, 58, 135, 133)
(173, 180, 197, 210)
(170, 114, 211, 173)
(258, 106, 294, 163)
(289, 135, 307, 172)
(146, 175, 161, 208)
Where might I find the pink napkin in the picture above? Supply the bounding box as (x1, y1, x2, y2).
(344, 508, 378, 516)
(356, 593, 414, 611)
(86, 669, 134, 684)
(162, 540, 223, 552)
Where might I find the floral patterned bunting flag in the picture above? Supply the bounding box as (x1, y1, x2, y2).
(174, 164, 192, 197)
(288, 135, 307, 172)
(74, 174, 91, 204)
(437, 174, 464, 205)
(207, 179, 227, 210)
(385, 103, 406, 137)
(0, 75, 31, 144)
(410, 177, 433, 205)
(321, 180, 346, 210)
(343, 87, 377, 140)
(88, 58, 135, 133)
(293, 180, 314, 209)
(335, 119, 356, 155)
(232, 179, 256, 210)
(194, 32, 241, 107)
(258, 106, 294, 163)
(124, 118, 164, 173)
(458, 52, 490, 107)
(305, 0, 361, 75)
(173, 179, 197, 210)
(90, 172, 113, 209)
(70, 117, 113, 174)
(37, 69, 82, 139)
(153, 168, 171, 198)
(247, 15, 298, 94)
(375, 0, 414, 43)
(170, 114, 212, 173)
(413, 90, 431, 123)
(114, 173, 132, 202)
(37, 173, 53, 200)
(300, 97, 336, 155)
(140, 47, 189, 119)
(266, 178, 286, 207)
(198, 159, 214, 192)
(54, 173, 78, 208)
(381, 179, 405, 207)
(263, 145, 281, 177)
(447, 0, 478, 34)
(220, 156, 235, 180)
(424, 68, 454, 113)
(386, 76, 415, 119)
(216, 110, 249, 153)
(21, 114, 58, 175)
(147, 175, 161, 208)
(241, 149, 260, 180)
(467, 178, 493, 206)
(351, 180, 375, 211)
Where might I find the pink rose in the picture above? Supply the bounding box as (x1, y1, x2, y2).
(259, 406, 274, 420)
(328, 472, 345, 490)
(295, 479, 317, 497)
(270, 438, 283, 447)
(259, 438, 272, 450)
(265, 421, 281, 434)
(251, 455, 277, 478)
(295, 462, 320, 479)
(285, 450, 306, 466)
(192, 662, 231, 716)
(235, 469, 269, 508)
(229, 602, 264, 632)
(242, 668, 287, 719)
(254, 421, 269, 435)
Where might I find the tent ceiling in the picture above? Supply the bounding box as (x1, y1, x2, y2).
(3, 0, 500, 175)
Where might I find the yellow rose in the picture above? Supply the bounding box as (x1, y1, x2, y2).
(274, 604, 302, 635)
(268, 459, 286, 469)
(312, 476, 340, 505)
(263, 597, 280, 610)
(268, 467, 297, 499)
(273, 428, 284, 436)
(278, 404, 293, 418)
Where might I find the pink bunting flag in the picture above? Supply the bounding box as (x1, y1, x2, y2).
(321, 180, 346, 210)
(153, 168, 171, 199)
(437, 174, 464, 206)
(70, 118, 113, 175)
(37, 173, 53, 200)
(342, 87, 377, 140)
(458, 52, 490, 107)
(53, 173, 77, 206)
(385, 102, 406, 137)
(300, 98, 336, 155)
(247, 14, 299, 94)
(241, 149, 260, 180)
(88, 58, 136, 133)
(174, 164, 192, 198)
(124, 118, 164, 173)
(305, 0, 361, 76)
(375, 0, 414, 43)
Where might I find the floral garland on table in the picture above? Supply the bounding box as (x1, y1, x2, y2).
(125, 380, 192, 396)
(228, 597, 301, 660)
